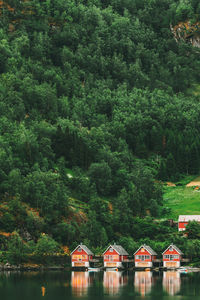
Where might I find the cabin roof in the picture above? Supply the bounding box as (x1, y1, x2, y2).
(103, 244, 129, 255)
(162, 244, 183, 255)
(178, 215, 200, 222)
(71, 244, 94, 255)
(134, 244, 157, 255)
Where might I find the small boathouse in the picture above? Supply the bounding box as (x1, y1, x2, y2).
(134, 244, 157, 268)
(103, 244, 129, 268)
(71, 244, 94, 268)
(162, 244, 183, 268)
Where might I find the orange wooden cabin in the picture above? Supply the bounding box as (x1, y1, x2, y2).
(71, 244, 94, 268)
(134, 244, 157, 268)
(103, 244, 128, 268)
(162, 244, 183, 268)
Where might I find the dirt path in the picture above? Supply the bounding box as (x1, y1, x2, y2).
(166, 182, 176, 187)
(186, 176, 200, 187)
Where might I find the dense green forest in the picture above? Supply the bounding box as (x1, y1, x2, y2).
(0, 0, 200, 264)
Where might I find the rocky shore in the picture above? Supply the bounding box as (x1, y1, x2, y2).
(0, 263, 69, 271)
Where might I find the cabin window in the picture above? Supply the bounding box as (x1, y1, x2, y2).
(164, 254, 178, 259)
(72, 255, 83, 260)
(78, 248, 82, 252)
(137, 255, 150, 260)
(110, 248, 113, 252)
(105, 255, 118, 260)
(169, 247, 173, 251)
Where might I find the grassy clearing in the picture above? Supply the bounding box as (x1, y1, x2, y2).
(163, 186, 200, 219)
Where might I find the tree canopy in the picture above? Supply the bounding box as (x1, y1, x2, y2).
(0, 0, 200, 259)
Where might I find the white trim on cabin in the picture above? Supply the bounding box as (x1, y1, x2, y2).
(162, 244, 183, 255)
(103, 245, 120, 255)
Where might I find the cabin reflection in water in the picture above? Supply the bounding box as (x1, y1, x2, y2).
(71, 272, 92, 297)
(103, 271, 128, 295)
(163, 271, 181, 296)
(134, 271, 153, 296)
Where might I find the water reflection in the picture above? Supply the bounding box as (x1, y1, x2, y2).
(163, 271, 181, 296)
(71, 271, 92, 297)
(103, 271, 128, 295)
(1, 270, 199, 300)
(41, 286, 46, 297)
(134, 271, 153, 296)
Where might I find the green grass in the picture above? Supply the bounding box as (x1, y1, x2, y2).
(163, 186, 200, 219)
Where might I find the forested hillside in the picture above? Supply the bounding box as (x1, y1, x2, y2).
(0, 0, 200, 262)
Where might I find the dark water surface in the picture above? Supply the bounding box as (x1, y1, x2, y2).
(1, 270, 200, 300)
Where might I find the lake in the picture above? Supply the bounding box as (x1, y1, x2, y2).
(1, 270, 200, 300)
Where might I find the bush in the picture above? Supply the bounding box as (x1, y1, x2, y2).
(35, 234, 60, 256)
(6, 232, 27, 265)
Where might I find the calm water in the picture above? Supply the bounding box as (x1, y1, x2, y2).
(1, 270, 200, 300)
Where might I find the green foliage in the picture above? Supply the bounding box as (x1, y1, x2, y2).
(186, 221, 200, 239)
(0, 0, 199, 254)
(35, 234, 59, 256)
(88, 162, 112, 196)
(0, 212, 15, 232)
(185, 239, 200, 260)
(118, 236, 139, 254)
(6, 232, 27, 265)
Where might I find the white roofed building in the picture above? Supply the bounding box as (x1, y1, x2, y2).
(178, 215, 200, 231)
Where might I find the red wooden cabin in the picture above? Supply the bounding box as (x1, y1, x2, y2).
(134, 244, 157, 268)
(71, 244, 94, 268)
(178, 215, 200, 231)
(162, 244, 183, 268)
(103, 244, 129, 268)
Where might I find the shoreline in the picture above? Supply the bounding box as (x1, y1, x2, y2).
(1, 264, 200, 272)
(0, 264, 70, 271)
